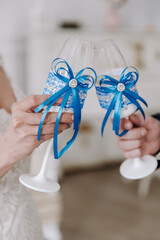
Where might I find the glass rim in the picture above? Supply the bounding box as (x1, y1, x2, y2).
(64, 36, 92, 44)
(93, 39, 116, 49)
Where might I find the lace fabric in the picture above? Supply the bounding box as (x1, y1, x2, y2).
(0, 82, 44, 240)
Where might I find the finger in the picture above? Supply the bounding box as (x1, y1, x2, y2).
(19, 123, 71, 136)
(41, 123, 71, 135)
(32, 131, 64, 146)
(17, 112, 73, 125)
(119, 118, 133, 132)
(45, 112, 74, 124)
(60, 113, 74, 124)
(14, 95, 63, 112)
(118, 139, 142, 151)
(124, 148, 142, 159)
(38, 131, 64, 143)
(145, 115, 160, 132)
(112, 117, 133, 136)
(39, 123, 71, 135)
(129, 113, 145, 127)
(120, 127, 147, 140)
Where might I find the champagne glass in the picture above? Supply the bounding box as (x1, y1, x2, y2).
(19, 37, 93, 192)
(93, 39, 157, 180)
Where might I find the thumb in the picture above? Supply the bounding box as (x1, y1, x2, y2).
(129, 113, 145, 127)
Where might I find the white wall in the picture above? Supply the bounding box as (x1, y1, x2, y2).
(119, 0, 160, 31)
(1, 0, 160, 38)
(1, 0, 160, 90)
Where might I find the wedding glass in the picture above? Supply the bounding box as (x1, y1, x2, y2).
(19, 37, 93, 192)
(93, 39, 157, 180)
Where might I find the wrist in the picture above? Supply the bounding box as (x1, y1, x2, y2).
(0, 138, 14, 171)
(0, 149, 13, 178)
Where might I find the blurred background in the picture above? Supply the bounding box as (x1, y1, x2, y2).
(0, 0, 160, 239)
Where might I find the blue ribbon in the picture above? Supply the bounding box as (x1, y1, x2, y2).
(34, 58, 97, 159)
(99, 67, 148, 137)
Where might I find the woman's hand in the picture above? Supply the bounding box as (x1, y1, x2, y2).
(0, 95, 73, 173)
(117, 113, 160, 158)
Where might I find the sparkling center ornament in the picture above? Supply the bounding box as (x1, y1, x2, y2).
(117, 83, 125, 92)
(69, 79, 78, 88)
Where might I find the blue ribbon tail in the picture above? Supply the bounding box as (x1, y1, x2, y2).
(34, 85, 70, 113)
(101, 94, 117, 136)
(35, 85, 70, 141)
(53, 90, 71, 159)
(53, 89, 81, 159)
(124, 92, 146, 120)
(37, 99, 56, 141)
(113, 93, 121, 132)
(112, 93, 128, 137)
(125, 89, 148, 108)
(72, 88, 81, 130)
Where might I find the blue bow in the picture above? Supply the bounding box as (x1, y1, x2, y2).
(34, 58, 97, 159)
(99, 67, 148, 137)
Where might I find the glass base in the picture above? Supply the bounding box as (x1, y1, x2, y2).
(119, 155, 157, 180)
(19, 174, 60, 193)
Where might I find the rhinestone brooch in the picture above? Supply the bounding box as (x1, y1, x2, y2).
(69, 79, 78, 88)
(117, 83, 125, 92)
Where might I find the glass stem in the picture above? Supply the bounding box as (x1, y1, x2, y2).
(132, 157, 142, 167)
(37, 139, 53, 179)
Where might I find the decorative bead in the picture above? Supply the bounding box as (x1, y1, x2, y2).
(117, 83, 125, 92)
(69, 79, 78, 88)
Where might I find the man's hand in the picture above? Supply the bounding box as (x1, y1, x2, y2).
(117, 113, 160, 158)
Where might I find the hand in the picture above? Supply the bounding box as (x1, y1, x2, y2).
(117, 113, 160, 158)
(0, 95, 73, 172)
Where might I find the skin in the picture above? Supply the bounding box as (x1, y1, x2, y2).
(117, 113, 160, 159)
(0, 67, 73, 178)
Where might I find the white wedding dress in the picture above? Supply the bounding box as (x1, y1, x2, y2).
(0, 82, 44, 240)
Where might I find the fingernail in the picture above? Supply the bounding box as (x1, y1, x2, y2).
(141, 129, 146, 136)
(56, 98, 63, 103)
(124, 123, 131, 129)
